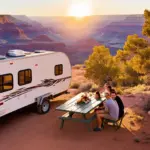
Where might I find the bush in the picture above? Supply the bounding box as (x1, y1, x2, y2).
(124, 84, 148, 94)
(84, 45, 119, 86)
(70, 83, 80, 89)
(143, 75, 150, 85)
(79, 83, 92, 92)
(115, 87, 124, 95)
(90, 84, 99, 92)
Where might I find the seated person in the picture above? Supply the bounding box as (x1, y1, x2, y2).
(110, 90, 124, 118)
(100, 83, 112, 97)
(107, 85, 112, 93)
(94, 91, 104, 112)
(95, 91, 101, 100)
(93, 92, 119, 132)
(103, 83, 109, 92)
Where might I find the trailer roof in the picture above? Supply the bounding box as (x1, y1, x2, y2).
(0, 50, 58, 62)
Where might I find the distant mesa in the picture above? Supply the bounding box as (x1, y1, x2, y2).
(33, 35, 53, 42)
(0, 15, 29, 40)
(0, 15, 18, 24)
(13, 15, 44, 28)
(0, 15, 13, 24)
(75, 38, 100, 47)
(78, 38, 100, 45)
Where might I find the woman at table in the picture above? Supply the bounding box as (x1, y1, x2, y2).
(95, 91, 101, 100)
(94, 91, 105, 112)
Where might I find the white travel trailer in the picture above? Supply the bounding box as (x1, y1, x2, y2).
(0, 50, 72, 117)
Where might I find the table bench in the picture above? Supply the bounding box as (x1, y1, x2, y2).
(59, 112, 96, 131)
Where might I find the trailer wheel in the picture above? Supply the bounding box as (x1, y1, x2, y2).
(37, 98, 50, 114)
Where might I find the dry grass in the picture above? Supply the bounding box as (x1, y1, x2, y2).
(124, 85, 150, 94)
(123, 108, 144, 132)
(79, 83, 92, 92)
(52, 93, 74, 102)
(71, 66, 93, 86)
(70, 83, 80, 89)
(114, 87, 124, 95)
(90, 84, 99, 92)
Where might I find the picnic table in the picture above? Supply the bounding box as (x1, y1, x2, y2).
(56, 92, 106, 131)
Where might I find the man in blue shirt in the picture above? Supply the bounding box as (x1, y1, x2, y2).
(111, 90, 124, 118)
(93, 92, 119, 132)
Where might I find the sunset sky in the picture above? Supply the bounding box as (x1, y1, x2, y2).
(0, 0, 149, 16)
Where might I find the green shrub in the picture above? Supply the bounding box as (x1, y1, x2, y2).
(70, 83, 80, 89)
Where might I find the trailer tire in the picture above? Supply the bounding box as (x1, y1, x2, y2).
(37, 98, 50, 114)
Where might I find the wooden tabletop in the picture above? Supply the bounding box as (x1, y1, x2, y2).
(56, 93, 105, 114)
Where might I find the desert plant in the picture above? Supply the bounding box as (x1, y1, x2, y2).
(79, 83, 92, 92)
(134, 115, 144, 123)
(84, 45, 120, 86)
(90, 84, 99, 92)
(115, 87, 124, 95)
(70, 83, 80, 89)
(123, 84, 148, 94)
(142, 75, 150, 85)
(142, 9, 150, 37)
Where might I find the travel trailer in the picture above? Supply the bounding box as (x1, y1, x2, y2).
(0, 50, 72, 117)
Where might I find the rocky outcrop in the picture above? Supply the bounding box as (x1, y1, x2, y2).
(32, 35, 53, 42)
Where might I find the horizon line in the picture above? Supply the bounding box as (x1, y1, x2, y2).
(0, 13, 144, 17)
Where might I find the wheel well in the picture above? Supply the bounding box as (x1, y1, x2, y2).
(36, 94, 52, 105)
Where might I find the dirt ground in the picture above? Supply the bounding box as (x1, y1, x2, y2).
(0, 67, 149, 150)
(0, 97, 149, 150)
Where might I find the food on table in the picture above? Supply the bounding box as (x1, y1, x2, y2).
(77, 93, 91, 104)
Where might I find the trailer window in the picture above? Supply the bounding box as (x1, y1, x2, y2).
(55, 64, 63, 76)
(18, 69, 32, 86)
(0, 74, 13, 93)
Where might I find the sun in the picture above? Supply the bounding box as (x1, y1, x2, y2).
(68, 3, 92, 18)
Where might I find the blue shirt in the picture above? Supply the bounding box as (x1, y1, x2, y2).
(104, 98, 119, 120)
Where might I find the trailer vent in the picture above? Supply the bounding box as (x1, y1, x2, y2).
(0, 55, 6, 60)
(6, 50, 26, 57)
(34, 50, 47, 53)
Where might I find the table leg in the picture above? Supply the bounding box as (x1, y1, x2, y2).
(59, 112, 74, 130)
(69, 112, 74, 117)
(82, 114, 87, 119)
(60, 120, 64, 129)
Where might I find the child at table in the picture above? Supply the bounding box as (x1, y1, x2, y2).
(95, 91, 101, 100)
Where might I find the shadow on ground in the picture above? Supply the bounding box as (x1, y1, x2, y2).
(0, 100, 149, 150)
